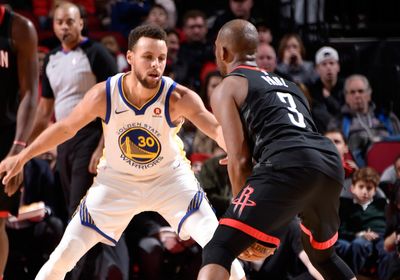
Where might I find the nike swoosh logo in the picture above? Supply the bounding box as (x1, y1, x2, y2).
(115, 109, 129, 114)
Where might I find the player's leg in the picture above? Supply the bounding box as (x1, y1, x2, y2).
(0, 217, 7, 280)
(198, 224, 256, 280)
(300, 171, 355, 280)
(0, 183, 20, 279)
(35, 213, 104, 280)
(199, 165, 317, 280)
(152, 165, 247, 280)
(181, 199, 246, 280)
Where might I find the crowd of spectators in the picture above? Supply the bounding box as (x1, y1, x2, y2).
(2, 0, 400, 279)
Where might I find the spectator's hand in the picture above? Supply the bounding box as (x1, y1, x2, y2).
(344, 159, 358, 170)
(283, 51, 302, 66)
(322, 88, 331, 98)
(238, 242, 276, 262)
(363, 229, 379, 241)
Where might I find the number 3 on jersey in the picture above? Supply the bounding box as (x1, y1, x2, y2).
(276, 92, 306, 128)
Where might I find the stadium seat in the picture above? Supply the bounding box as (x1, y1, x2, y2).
(366, 141, 400, 174)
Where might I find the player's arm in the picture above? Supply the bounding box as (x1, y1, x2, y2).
(0, 82, 107, 187)
(8, 14, 39, 156)
(170, 84, 226, 151)
(210, 76, 252, 196)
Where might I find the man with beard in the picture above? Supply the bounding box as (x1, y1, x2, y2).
(0, 24, 245, 280)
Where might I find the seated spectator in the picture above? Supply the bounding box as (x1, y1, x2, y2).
(336, 167, 389, 279)
(255, 43, 277, 72)
(255, 43, 291, 80)
(324, 128, 358, 195)
(144, 3, 169, 30)
(101, 35, 128, 72)
(276, 33, 318, 85)
(381, 155, 400, 186)
(308, 46, 344, 133)
(164, 29, 180, 79)
(110, 0, 151, 37)
(175, 10, 214, 92)
(255, 20, 272, 44)
(329, 74, 400, 166)
(208, 0, 257, 41)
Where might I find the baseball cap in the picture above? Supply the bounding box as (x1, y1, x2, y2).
(315, 46, 339, 64)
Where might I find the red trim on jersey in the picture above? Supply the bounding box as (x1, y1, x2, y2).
(220, 218, 280, 247)
(0, 6, 5, 26)
(0, 211, 9, 218)
(300, 223, 338, 250)
(229, 65, 267, 74)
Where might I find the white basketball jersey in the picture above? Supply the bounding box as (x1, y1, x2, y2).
(100, 73, 189, 180)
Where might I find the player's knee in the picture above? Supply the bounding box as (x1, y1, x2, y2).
(202, 241, 235, 274)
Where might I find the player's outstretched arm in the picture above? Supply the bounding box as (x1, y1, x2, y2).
(170, 84, 226, 151)
(0, 82, 107, 188)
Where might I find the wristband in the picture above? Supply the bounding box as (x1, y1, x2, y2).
(13, 140, 27, 147)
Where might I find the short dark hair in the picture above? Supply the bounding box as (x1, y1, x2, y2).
(128, 24, 167, 50)
(324, 128, 347, 144)
(182, 10, 206, 26)
(352, 167, 380, 187)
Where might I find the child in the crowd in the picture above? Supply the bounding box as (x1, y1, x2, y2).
(336, 167, 390, 279)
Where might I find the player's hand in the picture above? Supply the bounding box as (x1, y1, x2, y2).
(238, 242, 276, 262)
(0, 155, 25, 196)
(4, 171, 23, 196)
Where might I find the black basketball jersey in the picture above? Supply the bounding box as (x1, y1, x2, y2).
(0, 6, 19, 126)
(227, 65, 343, 181)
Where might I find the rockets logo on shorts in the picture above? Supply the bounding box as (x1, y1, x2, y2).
(119, 127, 161, 164)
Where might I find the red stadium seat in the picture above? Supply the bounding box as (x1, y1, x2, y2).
(366, 141, 400, 174)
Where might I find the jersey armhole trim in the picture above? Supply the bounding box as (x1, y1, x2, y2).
(165, 81, 177, 127)
(105, 77, 112, 124)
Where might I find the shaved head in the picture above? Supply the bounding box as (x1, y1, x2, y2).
(218, 19, 258, 55)
(215, 19, 258, 74)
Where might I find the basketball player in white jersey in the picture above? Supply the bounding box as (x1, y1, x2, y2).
(0, 25, 245, 280)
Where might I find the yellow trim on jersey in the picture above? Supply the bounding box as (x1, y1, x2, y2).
(173, 123, 190, 164)
(121, 72, 162, 110)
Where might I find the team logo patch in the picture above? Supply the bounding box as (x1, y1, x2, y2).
(232, 185, 256, 217)
(153, 107, 161, 115)
(119, 127, 161, 164)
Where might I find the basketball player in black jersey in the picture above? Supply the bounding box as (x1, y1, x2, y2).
(0, 5, 38, 280)
(198, 20, 356, 280)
